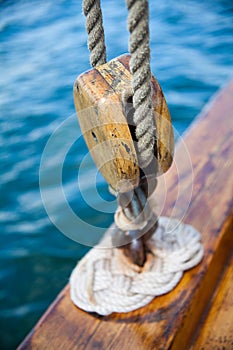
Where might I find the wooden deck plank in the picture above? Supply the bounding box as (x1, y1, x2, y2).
(191, 253, 233, 350)
(18, 81, 233, 350)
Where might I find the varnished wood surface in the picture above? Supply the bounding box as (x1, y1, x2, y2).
(191, 253, 233, 350)
(18, 81, 233, 350)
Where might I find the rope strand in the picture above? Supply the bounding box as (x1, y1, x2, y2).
(82, 0, 156, 166)
(70, 217, 204, 315)
(83, 0, 107, 67)
(82, 0, 158, 266)
(126, 0, 156, 168)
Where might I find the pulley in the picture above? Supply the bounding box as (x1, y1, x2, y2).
(73, 54, 174, 193)
(70, 1, 203, 315)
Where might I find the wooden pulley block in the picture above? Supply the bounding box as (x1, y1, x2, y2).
(73, 54, 174, 193)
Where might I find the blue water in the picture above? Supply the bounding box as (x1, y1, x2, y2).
(0, 0, 232, 348)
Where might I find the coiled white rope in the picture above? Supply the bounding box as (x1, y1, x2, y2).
(70, 217, 204, 315)
(71, 1, 204, 314)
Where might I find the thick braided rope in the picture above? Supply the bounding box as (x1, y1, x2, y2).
(83, 0, 106, 67)
(70, 217, 204, 315)
(126, 0, 156, 168)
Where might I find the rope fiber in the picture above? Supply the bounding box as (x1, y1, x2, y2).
(83, 0, 156, 168)
(83, 0, 107, 67)
(70, 217, 204, 315)
(82, 0, 158, 267)
(72, 0, 204, 314)
(126, 0, 156, 168)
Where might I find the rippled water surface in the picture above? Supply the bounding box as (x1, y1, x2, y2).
(0, 0, 232, 348)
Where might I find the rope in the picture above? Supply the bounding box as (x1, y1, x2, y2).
(82, 1, 157, 264)
(126, 0, 156, 168)
(72, 4, 204, 314)
(82, 0, 106, 67)
(70, 217, 204, 315)
(115, 183, 151, 231)
(82, 0, 155, 167)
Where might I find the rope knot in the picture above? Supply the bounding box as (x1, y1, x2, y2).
(70, 217, 204, 315)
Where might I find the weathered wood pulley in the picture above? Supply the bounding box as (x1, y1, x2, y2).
(74, 54, 174, 193)
(69, 0, 204, 313)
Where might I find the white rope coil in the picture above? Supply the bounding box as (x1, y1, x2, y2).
(114, 202, 152, 231)
(70, 217, 204, 315)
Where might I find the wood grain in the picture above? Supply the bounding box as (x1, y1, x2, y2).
(18, 81, 233, 350)
(73, 54, 174, 192)
(191, 253, 233, 350)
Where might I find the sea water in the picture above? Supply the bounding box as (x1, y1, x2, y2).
(0, 0, 232, 348)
